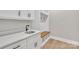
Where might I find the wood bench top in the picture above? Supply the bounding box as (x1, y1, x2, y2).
(40, 31, 50, 38)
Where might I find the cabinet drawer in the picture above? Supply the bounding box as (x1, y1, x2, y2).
(20, 10, 35, 19)
(0, 10, 18, 17)
(4, 39, 26, 49)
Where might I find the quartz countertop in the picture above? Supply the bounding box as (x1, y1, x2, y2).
(0, 30, 40, 48)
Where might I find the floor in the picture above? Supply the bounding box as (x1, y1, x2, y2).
(42, 38, 79, 49)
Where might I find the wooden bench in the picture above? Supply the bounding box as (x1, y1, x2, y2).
(40, 31, 50, 42)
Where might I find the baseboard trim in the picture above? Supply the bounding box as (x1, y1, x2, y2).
(40, 36, 79, 48)
(50, 36, 79, 46)
(40, 38, 50, 48)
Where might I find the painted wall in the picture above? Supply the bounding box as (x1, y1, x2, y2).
(49, 10, 79, 41)
(0, 20, 32, 36)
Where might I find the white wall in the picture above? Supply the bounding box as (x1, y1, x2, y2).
(32, 11, 40, 30)
(0, 20, 32, 36)
(49, 10, 79, 41)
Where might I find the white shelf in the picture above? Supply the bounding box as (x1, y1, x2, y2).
(40, 10, 49, 15)
(0, 16, 34, 20)
(40, 10, 49, 23)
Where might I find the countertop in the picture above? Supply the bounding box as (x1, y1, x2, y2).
(0, 30, 40, 48)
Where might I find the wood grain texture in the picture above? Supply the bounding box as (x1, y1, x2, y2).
(40, 31, 50, 38)
(42, 39, 79, 49)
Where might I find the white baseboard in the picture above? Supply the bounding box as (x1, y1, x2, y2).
(40, 36, 79, 48)
(50, 36, 79, 46)
(40, 38, 50, 48)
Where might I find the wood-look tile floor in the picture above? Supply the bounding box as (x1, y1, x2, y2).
(42, 39, 79, 49)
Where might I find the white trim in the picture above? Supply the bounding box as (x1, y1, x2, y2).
(50, 36, 79, 46)
(40, 38, 50, 48)
(40, 36, 79, 48)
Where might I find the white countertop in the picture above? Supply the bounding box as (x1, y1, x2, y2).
(0, 30, 40, 48)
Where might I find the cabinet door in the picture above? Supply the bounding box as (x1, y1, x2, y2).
(4, 39, 27, 49)
(27, 37, 35, 49)
(27, 33, 42, 49)
(0, 10, 18, 17)
(20, 10, 35, 20)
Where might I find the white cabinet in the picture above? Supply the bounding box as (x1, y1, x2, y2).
(20, 10, 35, 20)
(0, 10, 35, 20)
(27, 33, 42, 49)
(0, 10, 18, 18)
(3, 33, 42, 49)
(4, 39, 27, 49)
(32, 10, 49, 31)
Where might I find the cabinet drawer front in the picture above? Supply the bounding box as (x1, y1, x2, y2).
(0, 10, 18, 17)
(4, 39, 26, 49)
(20, 10, 35, 19)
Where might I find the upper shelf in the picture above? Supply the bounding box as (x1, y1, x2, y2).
(0, 16, 34, 20)
(40, 10, 49, 23)
(40, 10, 49, 15)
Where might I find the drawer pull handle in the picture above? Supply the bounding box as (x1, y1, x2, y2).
(18, 10, 21, 16)
(13, 45, 20, 49)
(34, 42, 37, 47)
(28, 13, 31, 17)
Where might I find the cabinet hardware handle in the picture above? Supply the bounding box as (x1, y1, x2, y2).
(34, 42, 37, 47)
(27, 13, 31, 17)
(13, 45, 20, 49)
(18, 10, 21, 16)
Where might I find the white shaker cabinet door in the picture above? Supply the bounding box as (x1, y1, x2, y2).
(0, 10, 18, 17)
(27, 33, 42, 49)
(27, 37, 35, 49)
(20, 10, 35, 20)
